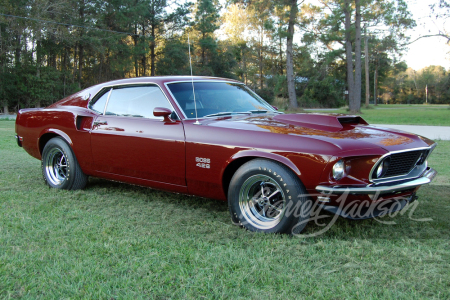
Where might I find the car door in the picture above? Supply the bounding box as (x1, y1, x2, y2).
(89, 84, 186, 187)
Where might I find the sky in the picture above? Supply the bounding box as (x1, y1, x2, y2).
(403, 0, 449, 70)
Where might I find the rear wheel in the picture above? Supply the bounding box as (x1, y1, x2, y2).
(228, 159, 310, 234)
(42, 137, 88, 190)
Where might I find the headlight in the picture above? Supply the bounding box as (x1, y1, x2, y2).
(332, 159, 345, 180)
(375, 157, 390, 178)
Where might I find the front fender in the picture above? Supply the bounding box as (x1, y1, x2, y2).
(225, 150, 302, 176)
(220, 149, 333, 194)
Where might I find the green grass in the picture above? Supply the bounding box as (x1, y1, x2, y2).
(1, 120, 450, 299)
(306, 105, 450, 126)
(369, 104, 450, 109)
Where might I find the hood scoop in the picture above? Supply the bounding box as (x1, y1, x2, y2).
(273, 113, 368, 132)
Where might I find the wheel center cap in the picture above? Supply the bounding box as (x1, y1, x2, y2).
(259, 197, 269, 205)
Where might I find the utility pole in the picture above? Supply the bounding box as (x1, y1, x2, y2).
(426, 85, 428, 104)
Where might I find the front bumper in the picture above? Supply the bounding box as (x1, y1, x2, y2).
(315, 167, 437, 195)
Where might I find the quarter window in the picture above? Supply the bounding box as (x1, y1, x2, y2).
(104, 85, 172, 118)
(90, 89, 110, 114)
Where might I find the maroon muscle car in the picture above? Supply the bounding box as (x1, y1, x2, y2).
(15, 76, 437, 234)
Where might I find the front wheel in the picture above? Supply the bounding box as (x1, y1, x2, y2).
(42, 137, 88, 190)
(228, 159, 310, 234)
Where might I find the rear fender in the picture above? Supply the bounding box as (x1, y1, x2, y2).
(38, 129, 73, 155)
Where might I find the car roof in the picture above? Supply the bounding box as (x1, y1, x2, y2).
(47, 76, 244, 110)
(94, 76, 242, 88)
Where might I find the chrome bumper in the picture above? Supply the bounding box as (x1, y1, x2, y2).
(15, 135, 22, 147)
(315, 167, 437, 195)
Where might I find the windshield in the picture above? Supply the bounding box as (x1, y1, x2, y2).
(166, 82, 275, 118)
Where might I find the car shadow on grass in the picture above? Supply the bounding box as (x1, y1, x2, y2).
(86, 177, 229, 213)
(85, 177, 449, 240)
(300, 185, 450, 240)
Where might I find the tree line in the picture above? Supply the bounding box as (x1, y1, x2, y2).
(1, 0, 449, 115)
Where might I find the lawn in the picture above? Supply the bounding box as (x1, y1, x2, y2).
(1, 120, 449, 299)
(305, 104, 450, 126)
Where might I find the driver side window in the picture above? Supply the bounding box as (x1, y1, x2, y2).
(104, 85, 172, 119)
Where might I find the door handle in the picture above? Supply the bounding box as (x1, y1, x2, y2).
(94, 120, 108, 126)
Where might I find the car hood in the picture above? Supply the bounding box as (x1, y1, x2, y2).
(199, 113, 435, 153)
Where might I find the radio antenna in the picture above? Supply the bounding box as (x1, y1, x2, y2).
(188, 34, 200, 125)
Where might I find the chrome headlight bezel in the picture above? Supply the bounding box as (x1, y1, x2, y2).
(375, 156, 391, 179)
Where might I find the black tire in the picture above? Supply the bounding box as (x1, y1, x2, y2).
(41, 137, 88, 190)
(228, 159, 310, 234)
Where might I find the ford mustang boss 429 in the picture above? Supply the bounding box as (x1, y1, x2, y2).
(15, 76, 437, 234)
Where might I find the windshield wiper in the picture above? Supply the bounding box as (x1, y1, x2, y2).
(204, 112, 250, 118)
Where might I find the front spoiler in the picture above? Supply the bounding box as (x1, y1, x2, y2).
(315, 167, 437, 195)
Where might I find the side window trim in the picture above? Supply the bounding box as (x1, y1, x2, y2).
(90, 83, 179, 120)
(102, 88, 113, 115)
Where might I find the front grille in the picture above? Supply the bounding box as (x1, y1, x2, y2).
(383, 150, 425, 178)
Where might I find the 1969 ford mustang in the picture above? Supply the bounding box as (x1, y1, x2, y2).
(15, 76, 437, 234)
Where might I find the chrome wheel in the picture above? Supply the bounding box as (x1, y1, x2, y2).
(239, 174, 286, 230)
(44, 148, 68, 186)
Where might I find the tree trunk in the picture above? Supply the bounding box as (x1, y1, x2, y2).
(15, 34, 21, 67)
(142, 23, 147, 77)
(78, 2, 85, 89)
(73, 45, 78, 84)
(48, 6, 57, 69)
(63, 46, 68, 73)
(259, 28, 263, 90)
(98, 53, 102, 83)
(3, 104, 8, 115)
(374, 67, 378, 105)
(243, 47, 247, 85)
(286, 0, 298, 109)
(270, 51, 275, 75)
(50, 34, 57, 69)
(0, 24, 6, 115)
(36, 41, 41, 74)
(78, 44, 83, 89)
(279, 30, 283, 75)
(350, 0, 362, 113)
(151, 24, 156, 76)
(35, 27, 42, 108)
(134, 25, 138, 77)
(2, 27, 8, 117)
(202, 32, 206, 68)
(344, 0, 354, 108)
(365, 33, 370, 107)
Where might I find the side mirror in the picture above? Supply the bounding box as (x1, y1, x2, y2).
(153, 107, 174, 123)
(272, 105, 279, 111)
